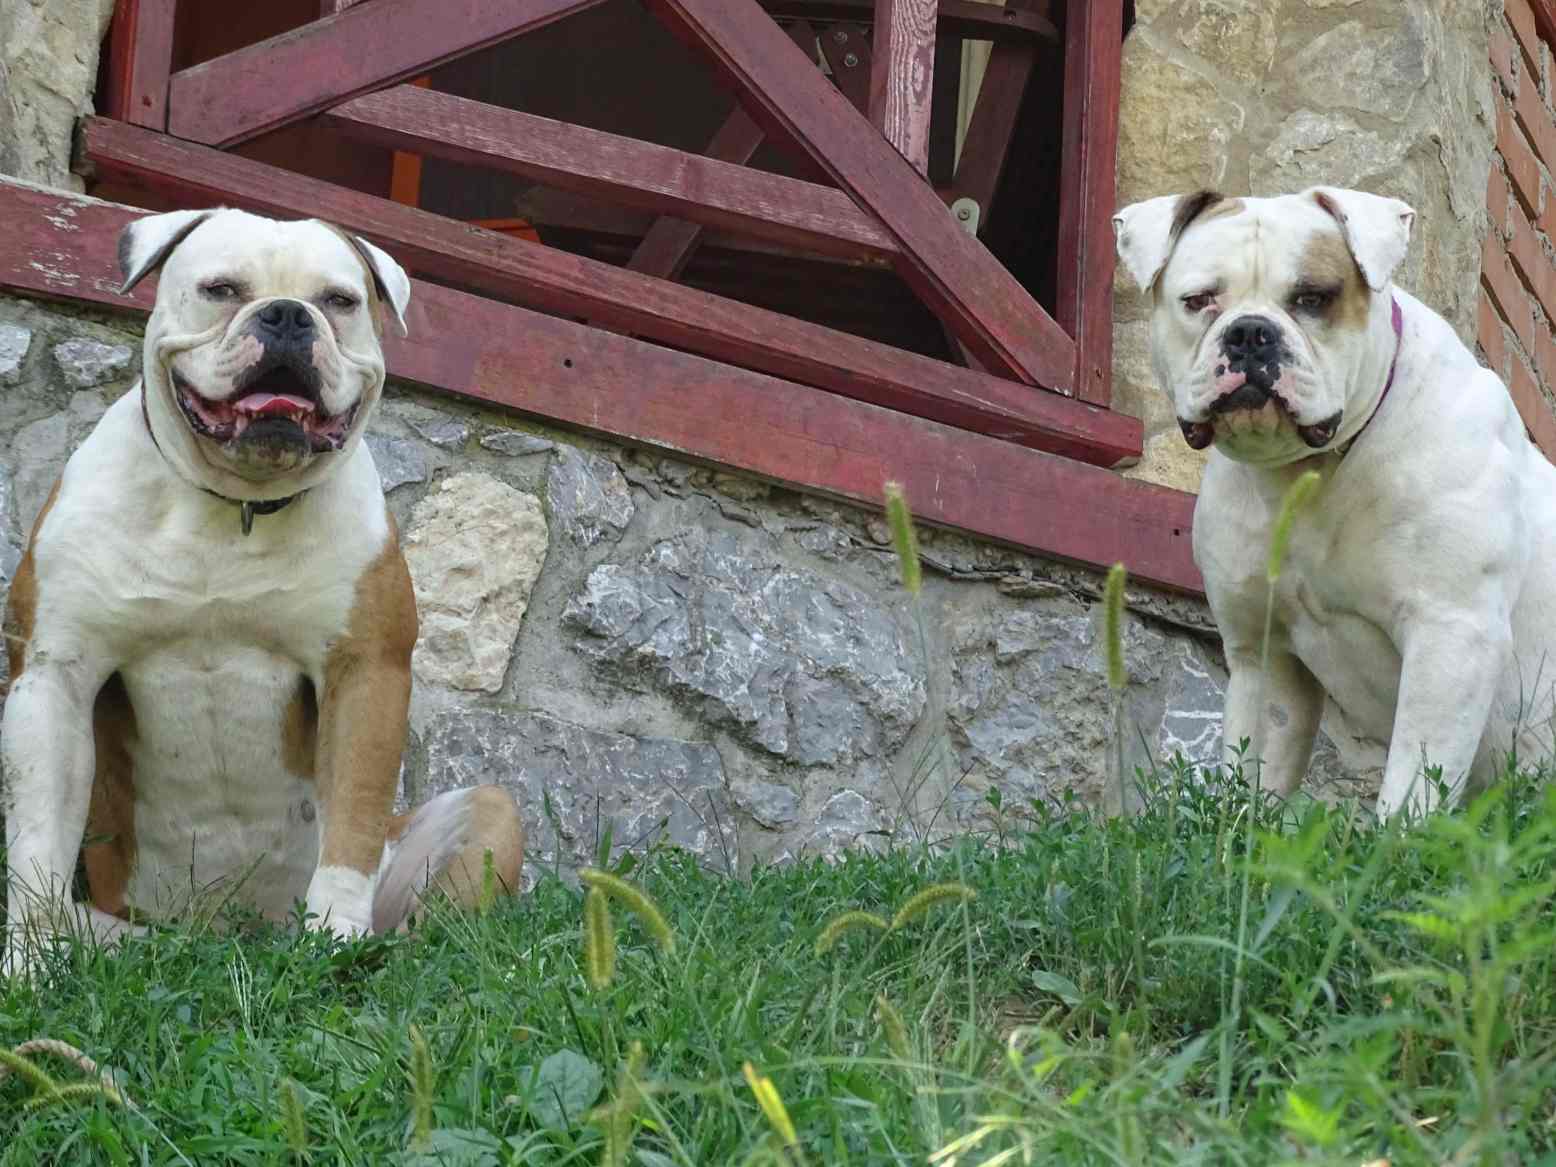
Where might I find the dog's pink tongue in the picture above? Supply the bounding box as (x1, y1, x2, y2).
(235, 392, 315, 416)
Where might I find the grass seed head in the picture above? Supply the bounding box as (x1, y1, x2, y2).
(890, 882, 977, 931)
(584, 886, 617, 991)
(478, 848, 497, 916)
(1267, 469, 1321, 583)
(579, 868, 676, 954)
(407, 1024, 434, 1152)
(743, 1061, 800, 1147)
(875, 994, 912, 1062)
(884, 481, 923, 596)
(280, 1076, 309, 1157)
(814, 909, 890, 956)
(1103, 562, 1128, 691)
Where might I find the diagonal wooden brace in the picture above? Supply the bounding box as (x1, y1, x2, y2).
(647, 0, 1075, 391)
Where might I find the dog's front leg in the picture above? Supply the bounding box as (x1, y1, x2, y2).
(1377, 615, 1509, 819)
(1221, 642, 1323, 798)
(304, 648, 411, 939)
(2, 653, 107, 977)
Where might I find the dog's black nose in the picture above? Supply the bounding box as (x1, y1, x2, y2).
(255, 299, 316, 345)
(1222, 314, 1282, 361)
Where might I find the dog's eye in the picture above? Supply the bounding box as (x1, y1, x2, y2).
(325, 293, 360, 311)
(202, 282, 239, 301)
(1182, 292, 1217, 313)
(1292, 288, 1337, 311)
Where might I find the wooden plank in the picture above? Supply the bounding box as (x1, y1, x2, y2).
(81, 118, 1137, 466)
(626, 106, 767, 281)
(0, 177, 1198, 592)
(388, 76, 432, 208)
(166, 0, 606, 147)
(869, 0, 939, 176)
(1054, 0, 1124, 406)
(1532, 0, 1556, 47)
(951, 4, 1041, 228)
(763, 0, 1057, 42)
(817, 23, 874, 114)
(325, 84, 896, 264)
(648, 0, 1075, 390)
(102, 0, 178, 129)
(623, 13, 818, 284)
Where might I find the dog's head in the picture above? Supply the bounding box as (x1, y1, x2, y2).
(1113, 187, 1413, 466)
(119, 208, 410, 499)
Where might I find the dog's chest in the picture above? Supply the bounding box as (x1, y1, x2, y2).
(120, 640, 320, 917)
(1272, 524, 1402, 733)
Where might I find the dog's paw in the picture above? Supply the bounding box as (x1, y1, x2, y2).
(303, 865, 376, 939)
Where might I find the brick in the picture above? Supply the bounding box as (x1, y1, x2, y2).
(1515, 73, 1556, 169)
(1489, 163, 1512, 238)
(1480, 291, 1510, 379)
(1536, 318, 1556, 385)
(1508, 0, 1544, 77)
(1493, 21, 1520, 94)
(1506, 199, 1556, 319)
(1482, 234, 1539, 355)
(1500, 101, 1545, 218)
(1508, 354, 1556, 457)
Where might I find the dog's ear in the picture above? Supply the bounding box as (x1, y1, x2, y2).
(1309, 187, 1415, 292)
(118, 209, 218, 296)
(1113, 191, 1224, 293)
(349, 235, 411, 338)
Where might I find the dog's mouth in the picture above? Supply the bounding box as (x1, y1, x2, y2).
(173, 364, 358, 453)
(1178, 369, 1341, 451)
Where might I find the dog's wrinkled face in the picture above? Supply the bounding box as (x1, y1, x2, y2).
(1114, 187, 1414, 467)
(119, 208, 411, 498)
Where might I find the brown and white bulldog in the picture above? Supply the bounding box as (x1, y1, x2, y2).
(2, 209, 524, 976)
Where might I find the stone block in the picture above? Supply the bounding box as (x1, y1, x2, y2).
(404, 472, 548, 692)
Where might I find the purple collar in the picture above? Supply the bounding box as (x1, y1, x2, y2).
(1339, 295, 1403, 456)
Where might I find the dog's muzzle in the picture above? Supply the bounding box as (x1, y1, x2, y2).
(1175, 314, 1343, 451)
(173, 300, 359, 460)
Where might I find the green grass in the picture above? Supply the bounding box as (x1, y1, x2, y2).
(3, 760, 1555, 1166)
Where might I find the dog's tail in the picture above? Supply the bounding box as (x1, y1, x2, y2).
(370, 791, 474, 934)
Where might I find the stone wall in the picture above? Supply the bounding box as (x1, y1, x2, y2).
(0, 293, 1277, 878)
(0, 0, 115, 192)
(1113, 0, 1501, 491)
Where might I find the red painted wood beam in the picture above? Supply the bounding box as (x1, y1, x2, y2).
(0, 177, 1199, 592)
(325, 85, 896, 265)
(625, 107, 767, 282)
(166, 0, 606, 148)
(625, 19, 821, 284)
(763, 0, 1057, 42)
(1532, 0, 1556, 46)
(869, 0, 939, 176)
(1055, 0, 1125, 407)
(648, 0, 1076, 391)
(102, 0, 178, 129)
(80, 118, 1139, 467)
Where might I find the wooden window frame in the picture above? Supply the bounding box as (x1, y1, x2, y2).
(30, 0, 1203, 593)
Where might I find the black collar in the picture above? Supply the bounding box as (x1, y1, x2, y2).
(140, 385, 303, 537)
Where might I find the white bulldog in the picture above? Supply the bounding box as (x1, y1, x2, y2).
(1115, 187, 1556, 817)
(2, 209, 524, 976)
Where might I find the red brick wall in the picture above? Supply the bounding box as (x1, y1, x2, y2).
(1482, 0, 1556, 455)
